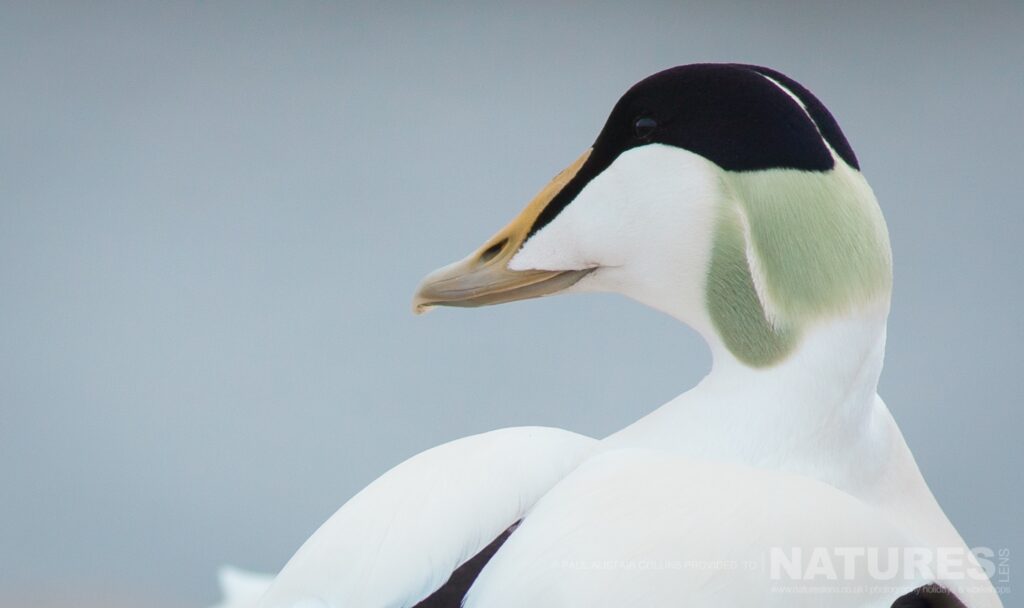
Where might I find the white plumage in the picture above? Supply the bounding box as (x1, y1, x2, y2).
(465, 449, 926, 608)
(250, 428, 594, 608)
(213, 65, 1003, 608)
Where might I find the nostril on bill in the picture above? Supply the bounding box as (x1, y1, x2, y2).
(479, 238, 508, 264)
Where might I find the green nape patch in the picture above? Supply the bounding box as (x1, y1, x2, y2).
(706, 167, 892, 367)
(707, 206, 798, 366)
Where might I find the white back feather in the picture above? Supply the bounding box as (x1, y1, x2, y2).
(251, 427, 596, 608)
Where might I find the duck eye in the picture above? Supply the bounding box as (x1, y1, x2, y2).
(634, 116, 658, 140)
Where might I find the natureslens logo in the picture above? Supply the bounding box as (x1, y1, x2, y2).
(770, 546, 995, 581)
(767, 546, 1011, 596)
(549, 546, 1011, 597)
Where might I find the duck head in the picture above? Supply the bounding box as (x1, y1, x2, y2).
(414, 64, 892, 368)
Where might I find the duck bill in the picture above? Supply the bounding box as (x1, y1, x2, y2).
(413, 149, 593, 314)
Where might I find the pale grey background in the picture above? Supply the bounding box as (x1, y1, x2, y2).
(1, 2, 1020, 607)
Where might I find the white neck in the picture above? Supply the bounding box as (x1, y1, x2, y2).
(603, 303, 1005, 606)
(605, 302, 892, 494)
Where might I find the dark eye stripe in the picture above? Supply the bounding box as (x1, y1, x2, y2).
(524, 64, 856, 242)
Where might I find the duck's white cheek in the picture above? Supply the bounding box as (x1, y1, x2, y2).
(508, 158, 630, 273)
(509, 145, 722, 283)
